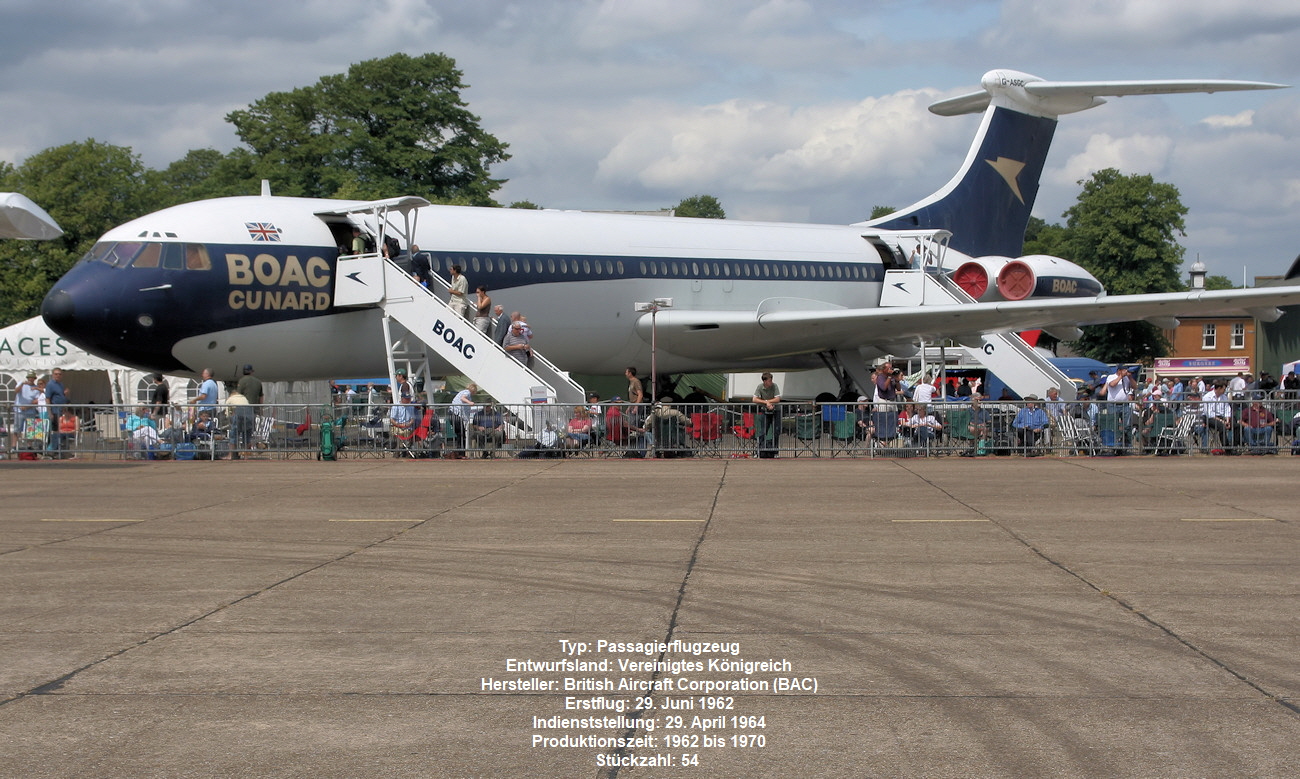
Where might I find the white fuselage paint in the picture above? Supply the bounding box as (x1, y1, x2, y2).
(105, 197, 895, 379)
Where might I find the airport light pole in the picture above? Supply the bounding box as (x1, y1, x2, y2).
(634, 298, 673, 405)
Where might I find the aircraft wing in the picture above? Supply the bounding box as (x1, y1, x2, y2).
(0, 192, 63, 240)
(639, 286, 1300, 361)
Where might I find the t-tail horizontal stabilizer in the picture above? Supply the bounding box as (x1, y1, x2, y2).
(930, 72, 1287, 118)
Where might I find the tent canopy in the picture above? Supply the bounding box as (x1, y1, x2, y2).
(0, 316, 156, 406)
(0, 316, 122, 372)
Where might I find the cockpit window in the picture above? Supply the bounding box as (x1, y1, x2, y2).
(184, 244, 212, 270)
(104, 242, 143, 268)
(79, 242, 114, 265)
(133, 243, 162, 268)
(81, 241, 213, 271)
(161, 243, 185, 270)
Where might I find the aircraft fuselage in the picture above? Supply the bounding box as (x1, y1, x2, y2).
(41, 195, 913, 381)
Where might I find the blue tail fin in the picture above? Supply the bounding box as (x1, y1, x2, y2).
(860, 70, 1286, 259)
(867, 106, 1056, 258)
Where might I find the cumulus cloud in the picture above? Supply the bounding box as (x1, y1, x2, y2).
(1200, 110, 1256, 129)
(580, 88, 964, 224)
(1055, 133, 1176, 183)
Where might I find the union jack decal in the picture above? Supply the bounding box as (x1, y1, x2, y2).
(245, 222, 282, 242)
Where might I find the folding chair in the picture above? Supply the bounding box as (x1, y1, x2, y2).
(688, 412, 724, 456)
(1154, 413, 1196, 456)
(1058, 415, 1100, 456)
(278, 411, 313, 459)
(412, 409, 442, 458)
(1012, 424, 1049, 457)
(94, 410, 127, 455)
(444, 414, 464, 458)
(600, 408, 631, 457)
(252, 415, 275, 452)
(1141, 410, 1175, 453)
(653, 415, 690, 458)
(988, 410, 1017, 455)
(828, 411, 857, 456)
(1095, 409, 1126, 453)
(18, 418, 50, 459)
(392, 422, 418, 458)
(945, 407, 973, 454)
(190, 422, 225, 460)
(792, 413, 821, 457)
(821, 403, 848, 430)
(871, 410, 900, 454)
(730, 411, 755, 456)
(130, 424, 164, 460)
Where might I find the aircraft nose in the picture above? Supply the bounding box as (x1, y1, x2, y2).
(40, 287, 76, 334)
(39, 272, 188, 373)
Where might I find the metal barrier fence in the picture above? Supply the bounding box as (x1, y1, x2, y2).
(2, 397, 1298, 460)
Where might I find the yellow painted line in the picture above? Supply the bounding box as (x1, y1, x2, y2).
(41, 519, 142, 523)
(328, 519, 424, 522)
(1179, 518, 1276, 523)
(892, 519, 990, 523)
(613, 519, 706, 523)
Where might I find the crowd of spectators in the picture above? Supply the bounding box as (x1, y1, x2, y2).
(9, 360, 1300, 460)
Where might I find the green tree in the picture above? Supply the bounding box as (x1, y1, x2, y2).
(0, 140, 151, 326)
(673, 194, 725, 219)
(227, 53, 509, 204)
(1201, 274, 1236, 291)
(147, 148, 261, 208)
(1021, 215, 1068, 257)
(508, 201, 543, 210)
(868, 205, 895, 220)
(1061, 169, 1188, 362)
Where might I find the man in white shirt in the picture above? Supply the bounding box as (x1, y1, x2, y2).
(1201, 381, 1235, 452)
(1105, 367, 1132, 402)
(448, 383, 478, 458)
(911, 375, 937, 405)
(1103, 367, 1135, 449)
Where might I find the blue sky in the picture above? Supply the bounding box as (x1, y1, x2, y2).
(2, 0, 1298, 282)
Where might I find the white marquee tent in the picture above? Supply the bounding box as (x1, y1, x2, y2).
(0, 316, 189, 409)
(1, 316, 329, 415)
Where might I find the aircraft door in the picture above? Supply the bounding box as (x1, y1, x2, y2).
(864, 236, 905, 270)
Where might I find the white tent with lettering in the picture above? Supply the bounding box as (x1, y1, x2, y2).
(1, 316, 325, 414)
(0, 316, 181, 408)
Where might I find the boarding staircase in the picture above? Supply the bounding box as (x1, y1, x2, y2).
(333, 253, 587, 412)
(878, 269, 1077, 401)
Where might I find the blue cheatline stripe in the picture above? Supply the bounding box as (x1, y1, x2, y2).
(415, 250, 887, 293)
